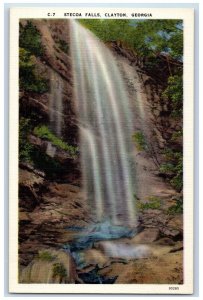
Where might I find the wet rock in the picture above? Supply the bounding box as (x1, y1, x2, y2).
(78, 266, 117, 284)
(72, 249, 109, 269)
(130, 228, 160, 244)
(19, 181, 89, 266)
(64, 221, 136, 253)
(155, 237, 176, 246)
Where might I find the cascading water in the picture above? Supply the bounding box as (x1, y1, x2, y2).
(70, 20, 137, 228)
(49, 71, 63, 137)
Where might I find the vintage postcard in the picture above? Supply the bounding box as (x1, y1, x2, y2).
(9, 7, 194, 294)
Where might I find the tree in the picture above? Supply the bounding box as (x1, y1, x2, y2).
(79, 19, 183, 60)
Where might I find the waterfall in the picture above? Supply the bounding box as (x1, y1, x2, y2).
(70, 20, 136, 227)
(49, 71, 63, 137)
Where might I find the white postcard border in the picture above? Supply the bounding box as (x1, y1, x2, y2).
(9, 7, 194, 294)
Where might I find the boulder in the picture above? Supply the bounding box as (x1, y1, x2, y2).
(155, 237, 175, 246)
(130, 228, 160, 244)
(19, 168, 45, 211)
(73, 249, 109, 269)
(19, 248, 79, 283)
(19, 181, 90, 266)
(167, 214, 183, 232)
(28, 134, 77, 164)
(99, 251, 183, 284)
(169, 241, 183, 253)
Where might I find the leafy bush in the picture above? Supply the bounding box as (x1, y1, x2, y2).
(19, 48, 49, 93)
(171, 130, 182, 142)
(159, 162, 175, 176)
(136, 196, 161, 211)
(132, 131, 146, 151)
(170, 169, 183, 191)
(37, 250, 56, 261)
(167, 199, 183, 215)
(33, 125, 78, 157)
(19, 21, 44, 57)
(52, 263, 67, 279)
(19, 117, 33, 162)
(159, 148, 183, 191)
(148, 196, 161, 202)
(19, 118, 67, 176)
(19, 48, 35, 69)
(19, 22, 49, 93)
(162, 75, 183, 117)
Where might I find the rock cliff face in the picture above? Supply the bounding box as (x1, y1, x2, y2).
(19, 19, 183, 283)
(19, 19, 83, 266)
(107, 42, 182, 205)
(20, 19, 77, 145)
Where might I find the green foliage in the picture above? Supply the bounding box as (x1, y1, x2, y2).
(22, 78, 49, 93)
(162, 148, 182, 161)
(170, 169, 183, 191)
(80, 19, 125, 42)
(80, 19, 183, 130)
(19, 118, 67, 177)
(79, 19, 183, 59)
(133, 20, 183, 60)
(132, 131, 146, 151)
(171, 130, 182, 142)
(159, 148, 183, 191)
(19, 117, 33, 162)
(167, 199, 183, 215)
(136, 196, 161, 211)
(33, 125, 78, 157)
(19, 47, 49, 93)
(19, 48, 35, 69)
(19, 21, 44, 57)
(19, 22, 49, 93)
(56, 39, 69, 54)
(37, 250, 56, 261)
(159, 162, 175, 175)
(162, 75, 183, 117)
(148, 196, 161, 202)
(168, 29, 183, 60)
(52, 263, 67, 279)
